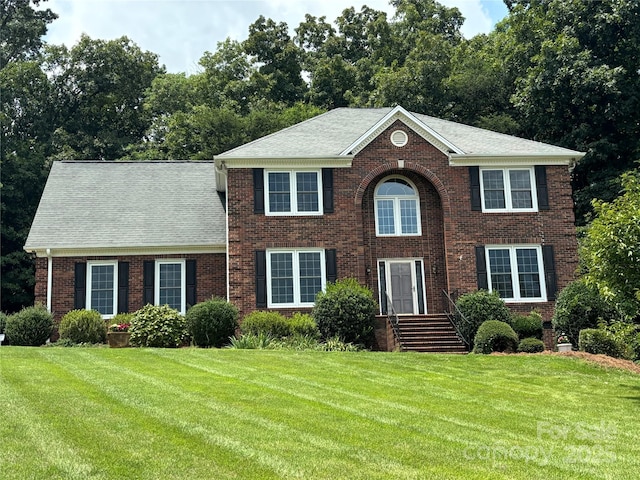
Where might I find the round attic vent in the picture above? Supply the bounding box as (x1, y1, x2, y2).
(391, 130, 408, 147)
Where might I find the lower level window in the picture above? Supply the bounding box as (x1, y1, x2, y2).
(87, 262, 117, 317)
(487, 246, 546, 301)
(156, 260, 186, 314)
(268, 250, 325, 307)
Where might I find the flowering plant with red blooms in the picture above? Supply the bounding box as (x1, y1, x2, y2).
(557, 334, 570, 344)
(109, 323, 131, 332)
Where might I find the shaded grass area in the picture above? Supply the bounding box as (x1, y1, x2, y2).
(0, 348, 639, 479)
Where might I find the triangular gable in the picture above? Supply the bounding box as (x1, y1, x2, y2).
(339, 106, 464, 156)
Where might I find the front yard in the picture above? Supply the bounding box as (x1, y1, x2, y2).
(0, 348, 638, 479)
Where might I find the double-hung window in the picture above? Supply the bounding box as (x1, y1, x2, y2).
(267, 249, 325, 307)
(480, 168, 537, 212)
(86, 261, 118, 317)
(266, 170, 322, 215)
(155, 260, 186, 314)
(486, 246, 546, 301)
(374, 177, 421, 236)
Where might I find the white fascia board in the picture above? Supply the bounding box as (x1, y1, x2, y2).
(214, 156, 353, 169)
(25, 244, 227, 258)
(340, 105, 463, 156)
(448, 153, 585, 167)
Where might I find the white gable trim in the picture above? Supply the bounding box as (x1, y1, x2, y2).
(25, 244, 226, 258)
(340, 106, 463, 156)
(448, 153, 583, 167)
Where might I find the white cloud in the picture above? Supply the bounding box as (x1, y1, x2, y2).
(42, 0, 504, 74)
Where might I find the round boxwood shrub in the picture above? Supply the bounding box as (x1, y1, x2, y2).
(510, 311, 543, 340)
(288, 312, 319, 338)
(5, 305, 54, 346)
(312, 278, 376, 347)
(455, 290, 512, 347)
(578, 328, 624, 358)
(129, 304, 187, 348)
(241, 311, 290, 338)
(58, 309, 107, 344)
(185, 298, 238, 347)
(517, 337, 545, 353)
(472, 320, 519, 354)
(552, 279, 619, 347)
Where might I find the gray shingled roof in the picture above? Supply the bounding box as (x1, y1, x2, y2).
(217, 107, 583, 158)
(24, 161, 225, 251)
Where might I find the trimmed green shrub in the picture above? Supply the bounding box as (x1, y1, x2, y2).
(578, 329, 624, 358)
(0, 311, 7, 333)
(288, 312, 320, 338)
(455, 290, 511, 347)
(472, 320, 519, 354)
(185, 298, 238, 347)
(552, 279, 619, 347)
(241, 311, 290, 338)
(604, 322, 640, 361)
(58, 309, 107, 344)
(312, 278, 376, 347)
(129, 304, 187, 348)
(5, 305, 54, 346)
(510, 311, 543, 340)
(517, 337, 545, 353)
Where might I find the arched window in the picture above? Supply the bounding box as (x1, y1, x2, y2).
(374, 177, 421, 236)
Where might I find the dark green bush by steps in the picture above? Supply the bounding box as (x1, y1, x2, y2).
(5, 305, 54, 346)
(473, 320, 519, 354)
(241, 311, 290, 338)
(455, 290, 511, 347)
(58, 309, 107, 344)
(578, 329, 624, 358)
(130, 304, 187, 348)
(517, 337, 545, 353)
(185, 298, 238, 347)
(510, 311, 543, 340)
(312, 278, 376, 347)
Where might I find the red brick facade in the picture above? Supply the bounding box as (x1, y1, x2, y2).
(227, 121, 578, 322)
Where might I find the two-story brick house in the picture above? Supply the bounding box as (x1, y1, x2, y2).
(25, 106, 583, 350)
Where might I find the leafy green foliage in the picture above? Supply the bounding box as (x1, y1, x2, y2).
(312, 278, 376, 347)
(0, 311, 7, 333)
(185, 298, 238, 348)
(288, 312, 319, 338)
(228, 332, 274, 349)
(241, 311, 290, 338)
(473, 320, 519, 354)
(58, 309, 106, 344)
(455, 290, 512, 347)
(129, 304, 187, 348)
(517, 337, 545, 353)
(510, 311, 543, 340)
(552, 279, 619, 347)
(578, 329, 625, 359)
(4, 304, 53, 346)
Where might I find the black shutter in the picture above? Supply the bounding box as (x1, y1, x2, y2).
(542, 245, 557, 301)
(255, 250, 267, 308)
(117, 262, 129, 313)
(322, 168, 334, 213)
(475, 246, 488, 290)
(143, 261, 155, 305)
(415, 260, 425, 315)
(535, 166, 549, 210)
(379, 261, 387, 315)
(325, 249, 337, 283)
(186, 259, 197, 309)
(253, 168, 265, 214)
(469, 166, 481, 211)
(74, 262, 87, 309)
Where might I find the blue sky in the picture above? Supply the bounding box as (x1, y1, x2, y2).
(43, 0, 508, 74)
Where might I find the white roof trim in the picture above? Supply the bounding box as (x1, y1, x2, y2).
(340, 105, 463, 156)
(25, 244, 226, 258)
(448, 153, 584, 167)
(214, 156, 353, 169)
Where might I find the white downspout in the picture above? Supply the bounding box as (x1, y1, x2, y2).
(46, 248, 52, 312)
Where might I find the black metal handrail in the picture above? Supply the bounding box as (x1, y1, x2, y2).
(442, 290, 471, 348)
(385, 293, 403, 351)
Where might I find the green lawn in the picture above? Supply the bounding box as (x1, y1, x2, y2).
(0, 348, 638, 479)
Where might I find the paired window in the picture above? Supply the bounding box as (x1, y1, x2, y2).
(155, 260, 186, 314)
(485, 246, 546, 301)
(374, 177, 421, 236)
(266, 170, 322, 215)
(86, 261, 118, 317)
(267, 249, 325, 307)
(480, 168, 537, 212)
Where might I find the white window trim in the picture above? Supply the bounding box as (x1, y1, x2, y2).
(480, 167, 538, 213)
(266, 249, 326, 308)
(374, 176, 422, 237)
(155, 259, 186, 315)
(485, 245, 547, 302)
(265, 169, 323, 216)
(86, 261, 118, 319)
(377, 258, 427, 315)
